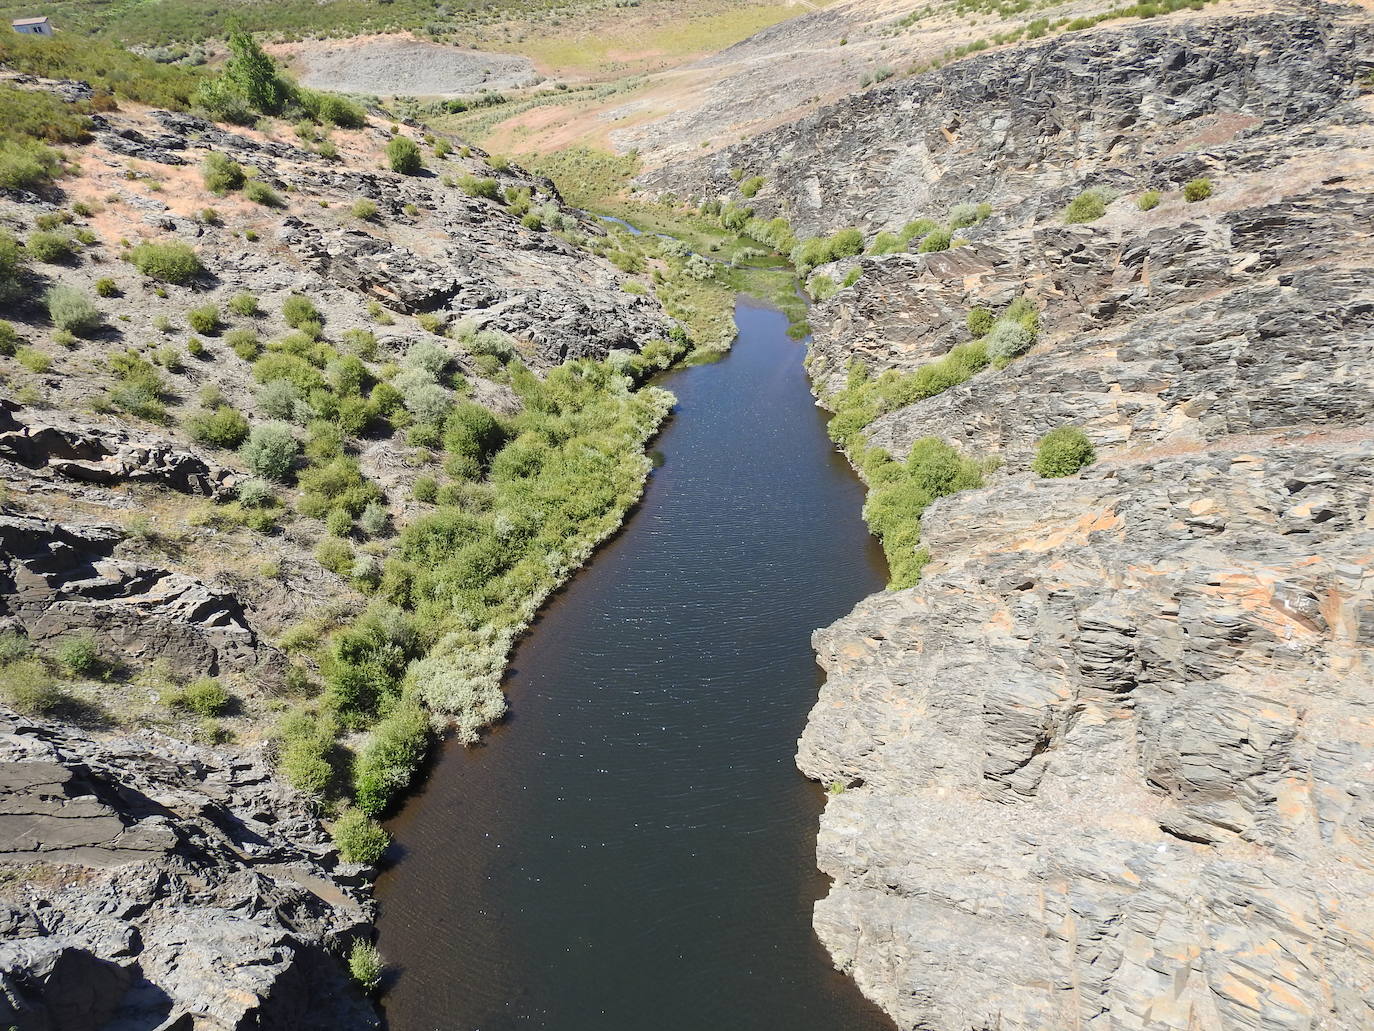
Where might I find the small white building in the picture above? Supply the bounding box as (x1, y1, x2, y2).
(11, 16, 54, 35)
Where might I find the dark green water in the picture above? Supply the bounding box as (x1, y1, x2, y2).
(375, 298, 892, 1031)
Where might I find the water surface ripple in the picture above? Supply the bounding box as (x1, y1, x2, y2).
(376, 298, 892, 1031)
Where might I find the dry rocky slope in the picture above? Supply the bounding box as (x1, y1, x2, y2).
(0, 77, 672, 1028)
(660, 2, 1374, 1029)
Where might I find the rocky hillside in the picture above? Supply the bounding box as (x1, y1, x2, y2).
(661, 2, 1374, 1029)
(0, 58, 676, 1028)
(1, 712, 377, 1030)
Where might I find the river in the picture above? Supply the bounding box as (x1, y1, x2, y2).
(375, 297, 892, 1031)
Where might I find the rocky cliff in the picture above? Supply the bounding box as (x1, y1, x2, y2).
(664, 3, 1374, 1029)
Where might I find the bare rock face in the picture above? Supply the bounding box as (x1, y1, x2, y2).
(0, 400, 238, 500)
(649, 3, 1374, 1029)
(800, 444, 1374, 1030)
(0, 713, 376, 1031)
(0, 513, 265, 676)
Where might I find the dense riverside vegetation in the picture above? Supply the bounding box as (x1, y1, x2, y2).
(819, 296, 1041, 587)
(281, 355, 678, 851)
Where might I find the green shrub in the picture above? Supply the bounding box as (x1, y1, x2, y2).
(353, 698, 430, 815)
(830, 228, 864, 260)
(433, 138, 451, 158)
(201, 151, 245, 193)
(298, 89, 366, 129)
(0, 631, 30, 663)
(984, 318, 1035, 362)
(0, 230, 26, 303)
(281, 294, 320, 329)
(130, 241, 203, 283)
(228, 292, 260, 317)
(27, 231, 75, 264)
(55, 635, 101, 677)
(0, 138, 61, 192)
(966, 308, 994, 336)
(413, 475, 438, 503)
(917, 228, 952, 253)
(106, 350, 168, 421)
(186, 405, 249, 448)
(45, 286, 101, 336)
(443, 402, 507, 472)
(1063, 188, 1110, 224)
(948, 202, 982, 229)
(867, 231, 901, 255)
(791, 227, 863, 274)
(16, 346, 50, 373)
(1032, 426, 1096, 477)
(899, 219, 938, 246)
(275, 707, 338, 796)
(1183, 178, 1213, 202)
(95, 277, 119, 297)
(155, 344, 183, 372)
(1137, 189, 1162, 211)
(348, 940, 384, 993)
(808, 274, 837, 301)
(239, 422, 298, 480)
(739, 175, 765, 198)
(340, 328, 377, 359)
(110, 384, 167, 421)
(2, 658, 68, 716)
(0, 320, 21, 357)
(460, 175, 500, 199)
(387, 136, 422, 174)
(187, 303, 220, 335)
(326, 508, 353, 537)
(243, 180, 283, 207)
(226, 328, 261, 360)
(166, 676, 231, 716)
(299, 456, 382, 518)
(351, 198, 378, 221)
(315, 536, 353, 576)
(333, 808, 390, 865)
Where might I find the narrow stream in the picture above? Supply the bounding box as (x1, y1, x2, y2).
(375, 297, 892, 1031)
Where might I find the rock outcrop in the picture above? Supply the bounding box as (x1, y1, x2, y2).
(0, 712, 376, 1031)
(0, 400, 239, 500)
(653, 3, 1374, 1029)
(0, 512, 267, 676)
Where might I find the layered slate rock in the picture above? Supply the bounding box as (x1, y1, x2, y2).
(651, 3, 1374, 1029)
(800, 445, 1374, 1030)
(0, 514, 264, 676)
(0, 400, 238, 500)
(0, 713, 376, 1031)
